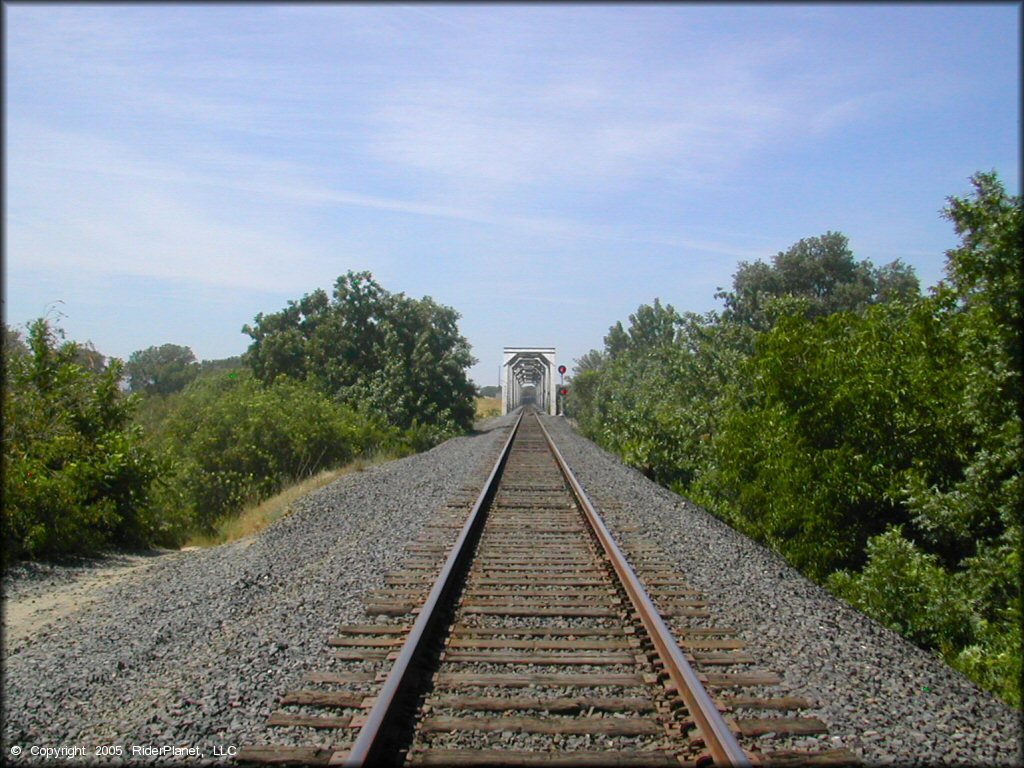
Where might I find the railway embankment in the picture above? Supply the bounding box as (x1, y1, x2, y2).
(540, 414, 1021, 766)
(2, 411, 1020, 766)
(1, 416, 515, 764)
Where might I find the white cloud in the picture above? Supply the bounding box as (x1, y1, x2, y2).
(5, 5, 983, 307)
(9, 191, 327, 295)
(8, 117, 772, 291)
(365, 21, 951, 199)
(6, 126, 335, 293)
(369, 56, 796, 197)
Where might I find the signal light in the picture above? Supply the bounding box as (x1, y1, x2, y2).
(560, 387, 568, 396)
(558, 365, 567, 374)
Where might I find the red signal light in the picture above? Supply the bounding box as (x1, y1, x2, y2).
(558, 365, 567, 374)
(560, 388, 568, 396)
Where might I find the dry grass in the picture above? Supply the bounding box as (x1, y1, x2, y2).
(475, 396, 502, 420)
(185, 454, 394, 548)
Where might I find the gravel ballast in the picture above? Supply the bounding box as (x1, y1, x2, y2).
(4, 411, 1020, 766)
(539, 414, 1022, 767)
(2, 415, 516, 764)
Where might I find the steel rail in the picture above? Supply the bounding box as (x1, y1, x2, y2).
(340, 410, 524, 767)
(536, 415, 752, 768)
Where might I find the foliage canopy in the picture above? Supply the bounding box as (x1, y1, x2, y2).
(126, 343, 200, 395)
(4, 273, 480, 561)
(568, 172, 1021, 706)
(716, 231, 920, 330)
(3, 320, 158, 560)
(142, 370, 398, 533)
(243, 271, 477, 438)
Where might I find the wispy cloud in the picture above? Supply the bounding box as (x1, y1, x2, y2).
(369, 29, 885, 197)
(9, 191, 330, 295)
(8, 118, 773, 293)
(366, 14, 955, 201)
(369, 63, 792, 194)
(6, 125, 335, 293)
(6, 4, 1015, 378)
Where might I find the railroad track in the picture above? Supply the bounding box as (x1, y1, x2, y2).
(237, 410, 856, 766)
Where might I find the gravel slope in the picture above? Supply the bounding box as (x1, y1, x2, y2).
(540, 414, 1022, 767)
(2, 416, 515, 765)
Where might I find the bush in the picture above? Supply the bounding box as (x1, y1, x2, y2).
(3, 319, 158, 560)
(696, 300, 973, 578)
(145, 371, 397, 532)
(829, 525, 1021, 706)
(828, 527, 975, 652)
(952, 605, 1021, 707)
(569, 172, 1021, 706)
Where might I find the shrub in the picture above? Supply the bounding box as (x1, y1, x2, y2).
(3, 319, 158, 560)
(145, 371, 397, 531)
(828, 527, 975, 652)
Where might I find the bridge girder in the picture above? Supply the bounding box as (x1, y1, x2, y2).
(502, 347, 557, 415)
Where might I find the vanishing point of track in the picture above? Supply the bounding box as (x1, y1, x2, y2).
(237, 410, 856, 766)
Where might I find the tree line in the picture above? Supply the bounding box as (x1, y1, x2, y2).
(567, 172, 1021, 706)
(3, 272, 478, 561)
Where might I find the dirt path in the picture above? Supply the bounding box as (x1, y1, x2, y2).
(2, 550, 195, 651)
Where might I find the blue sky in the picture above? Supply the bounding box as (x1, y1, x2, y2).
(5, 3, 1019, 387)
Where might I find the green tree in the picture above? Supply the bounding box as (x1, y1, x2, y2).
(941, 172, 1022, 327)
(362, 293, 477, 437)
(718, 231, 919, 330)
(570, 304, 747, 487)
(198, 355, 244, 377)
(3, 319, 158, 559)
(243, 271, 477, 436)
(602, 321, 630, 359)
(906, 171, 1021, 704)
(564, 350, 605, 423)
(696, 301, 969, 578)
(624, 299, 681, 349)
(828, 527, 975, 652)
(874, 260, 921, 304)
(699, 172, 1020, 703)
(126, 344, 200, 395)
(573, 350, 605, 374)
(73, 342, 107, 374)
(568, 171, 1019, 705)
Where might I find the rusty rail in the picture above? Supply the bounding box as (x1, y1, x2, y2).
(239, 408, 855, 767)
(346, 408, 750, 766)
(341, 410, 524, 766)
(535, 415, 752, 768)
